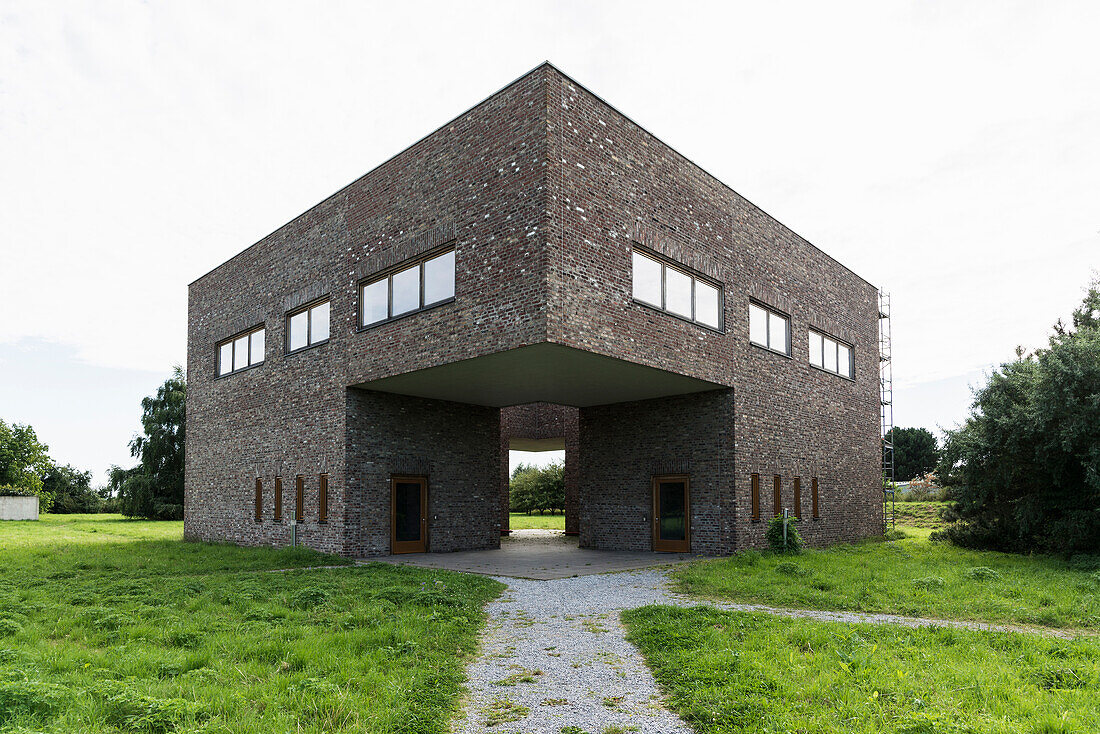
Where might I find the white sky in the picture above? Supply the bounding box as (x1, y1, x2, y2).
(1, 1, 1098, 482)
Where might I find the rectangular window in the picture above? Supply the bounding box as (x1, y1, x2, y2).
(318, 474, 328, 523)
(793, 477, 801, 519)
(295, 475, 304, 523)
(812, 477, 820, 518)
(287, 299, 330, 353)
(254, 478, 263, 522)
(631, 248, 723, 330)
(750, 473, 760, 522)
(749, 302, 790, 355)
(360, 247, 456, 327)
(274, 476, 282, 521)
(773, 475, 782, 516)
(216, 325, 265, 377)
(808, 329, 854, 378)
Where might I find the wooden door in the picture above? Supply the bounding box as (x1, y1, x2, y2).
(391, 476, 428, 554)
(652, 475, 690, 553)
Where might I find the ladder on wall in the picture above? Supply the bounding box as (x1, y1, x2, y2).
(879, 290, 895, 532)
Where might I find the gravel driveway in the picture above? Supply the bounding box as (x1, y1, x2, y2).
(452, 566, 1076, 733)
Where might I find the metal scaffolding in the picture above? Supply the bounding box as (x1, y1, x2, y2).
(879, 290, 895, 532)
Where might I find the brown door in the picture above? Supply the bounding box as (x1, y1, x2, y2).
(391, 476, 428, 554)
(652, 475, 690, 553)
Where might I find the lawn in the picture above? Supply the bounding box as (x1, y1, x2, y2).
(673, 528, 1100, 631)
(508, 511, 565, 530)
(891, 501, 950, 529)
(0, 514, 503, 733)
(624, 605, 1100, 733)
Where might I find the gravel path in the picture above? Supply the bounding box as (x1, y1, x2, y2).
(453, 567, 1078, 733)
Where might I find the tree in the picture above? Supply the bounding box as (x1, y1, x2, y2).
(0, 419, 53, 510)
(509, 462, 565, 515)
(115, 367, 186, 520)
(888, 427, 940, 482)
(935, 281, 1100, 554)
(42, 463, 100, 514)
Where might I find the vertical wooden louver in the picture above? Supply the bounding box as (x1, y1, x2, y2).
(254, 478, 263, 522)
(812, 477, 820, 519)
(318, 474, 328, 523)
(793, 477, 801, 519)
(773, 475, 782, 516)
(274, 476, 282, 521)
(750, 474, 760, 521)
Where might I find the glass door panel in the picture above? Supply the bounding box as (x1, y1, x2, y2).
(391, 476, 427, 553)
(652, 475, 690, 552)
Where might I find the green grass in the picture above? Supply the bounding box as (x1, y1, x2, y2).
(0, 514, 503, 733)
(508, 512, 565, 530)
(892, 501, 950, 529)
(624, 605, 1100, 733)
(673, 528, 1100, 631)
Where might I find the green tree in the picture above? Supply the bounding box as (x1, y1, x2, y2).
(42, 463, 100, 514)
(0, 419, 53, 509)
(509, 461, 565, 515)
(935, 281, 1100, 554)
(888, 427, 940, 482)
(115, 367, 186, 520)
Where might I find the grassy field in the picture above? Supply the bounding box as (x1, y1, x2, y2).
(892, 501, 950, 529)
(508, 511, 565, 530)
(0, 515, 502, 733)
(625, 605, 1100, 733)
(673, 528, 1100, 631)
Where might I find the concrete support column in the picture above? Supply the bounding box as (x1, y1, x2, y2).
(500, 428, 511, 534)
(564, 408, 580, 535)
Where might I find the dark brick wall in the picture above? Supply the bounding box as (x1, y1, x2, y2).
(578, 390, 734, 554)
(544, 67, 881, 550)
(345, 389, 500, 557)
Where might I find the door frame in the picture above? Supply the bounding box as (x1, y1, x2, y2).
(652, 474, 691, 553)
(390, 475, 428, 554)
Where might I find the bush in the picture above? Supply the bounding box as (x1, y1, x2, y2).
(884, 528, 909, 541)
(774, 561, 809, 576)
(912, 576, 946, 590)
(0, 679, 68, 725)
(93, 681, 198, 733)
(965, 566, 1001, 581)
(0, 484, 52, 513)
(897, 472, 949, 502)
(765, 515, 803, 553)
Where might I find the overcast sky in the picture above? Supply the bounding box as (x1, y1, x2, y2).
(1, 1, 1097, 482)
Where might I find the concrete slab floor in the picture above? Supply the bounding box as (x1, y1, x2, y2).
(363, 529, 705, 579)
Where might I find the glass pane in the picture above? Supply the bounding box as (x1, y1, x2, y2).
(658, 481, 686, 541)
(310, 301, 330, 343)
(423, 250, 455, 304)
(749, 304, 767, 346)
(839, 344, 853, 378)
(664, 267, 692, 318)
(233, 336, 248, 371)
(809, 331, 823, 367)
(362, 279, 389, 325)
(288, 311, 308, 352)
(249, 329, 265, 365)
(632, 251, 662, 306)
(824, 337, 838, 373)
(394, 482, 421, 543)
(218, 342, 233, 376)
(768, 312, 789, 353)
(694, 280, 720, 328)
(391, 266, 420, 316)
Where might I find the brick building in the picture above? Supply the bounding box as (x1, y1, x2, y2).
(185, 63, 883, 558)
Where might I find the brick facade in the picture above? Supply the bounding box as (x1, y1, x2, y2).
(185, 63, 882, 558)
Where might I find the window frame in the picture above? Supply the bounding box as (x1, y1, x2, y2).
(630, 247, 725, 333)
(285, 298, 330, 355)
(748, 300, 791, 357)
(358, 245, 457, 330)
(808, 328, 855, 380)
(215, 324, 266, 378)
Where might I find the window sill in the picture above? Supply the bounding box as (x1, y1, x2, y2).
(285, 339, 329, 358)
(358, 297, 455, 332)
(808, 363, 856, 382)
(631, 298, 725, 334)
(749, 341, 792, 359)
(215, 361, 265, 380)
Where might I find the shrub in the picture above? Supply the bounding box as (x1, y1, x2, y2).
(1068, 555, 1100, 572)
(0, 619, 22, 638)
(774, 561, 808, 577)
(912, 576, 946, 590)
(0, 679, 68, 724)
(765, 515, 803, 553)
(289, 586, 329, 609)
(884, 528, 909, 541)
(965, 566, 1000, 581)
(93, 681, 198, 733)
